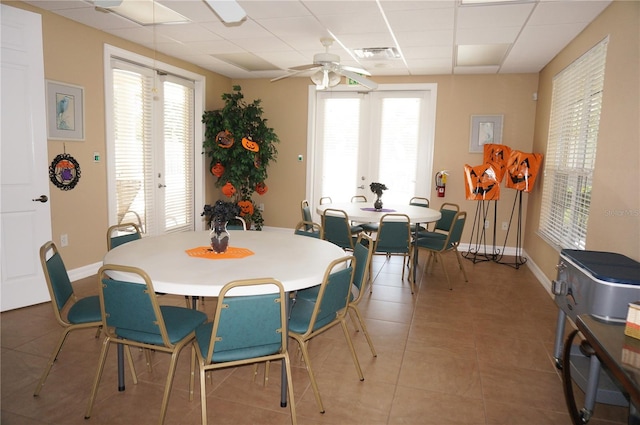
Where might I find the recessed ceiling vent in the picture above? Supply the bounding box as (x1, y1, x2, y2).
(353, 47, 401, 60)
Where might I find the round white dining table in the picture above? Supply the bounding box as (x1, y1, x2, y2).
(104, 229, 346, 400)
(103, 230, 347, 297)
(316, 202, 441, 224)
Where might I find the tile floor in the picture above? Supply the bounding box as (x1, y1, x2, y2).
(1, 249, 630, 424)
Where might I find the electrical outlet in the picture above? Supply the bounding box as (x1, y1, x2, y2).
(502, 221, 509, 231)
(484, 220, 490, 229)
(60, 234, 68, 247)
(259, 203, 264, 211)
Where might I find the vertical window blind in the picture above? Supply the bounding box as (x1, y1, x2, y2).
(538, 37, 608, 250)
(111, 59, 194, 235)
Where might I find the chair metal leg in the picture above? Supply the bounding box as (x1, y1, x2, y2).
(33, 326, 74, 396)
(283, 353, 298, 425)
(349, 305, 377, 357)
(291, 336, 325, 413)
(85, 337, 111, 419)
(339, 318, 365, 381)
(158, 347, 184, 425)
(124, 345, 138, 385)
(454, 249, 469, 282)
(189, 345, 196, 401)
(199, 361, 209, 425)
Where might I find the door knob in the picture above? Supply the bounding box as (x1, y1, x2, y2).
(32, 195, 48, 203)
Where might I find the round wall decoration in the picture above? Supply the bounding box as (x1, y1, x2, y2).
(49, 153, 81, 190)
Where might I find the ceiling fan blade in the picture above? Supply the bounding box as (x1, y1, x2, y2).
(340, 69, 378, 90)
(340, 65, 371, 76)
(289, 64, 322, 72)
(204, 0, 246, 23)
(270, 69, 309, 82)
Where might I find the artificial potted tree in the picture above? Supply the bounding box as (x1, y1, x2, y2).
(202, 86, 279, 230)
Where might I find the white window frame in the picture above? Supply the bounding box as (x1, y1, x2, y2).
(103, 44, 207, 232)
(538, 37, 608, 250)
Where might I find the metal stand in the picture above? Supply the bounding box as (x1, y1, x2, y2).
(494, 190, 527, 268)
(463, 200, 496, 263)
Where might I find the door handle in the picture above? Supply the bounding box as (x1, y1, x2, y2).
(32, 195, 48, 203)
(158, 184, 166, 188)
(357, 185, 365, 189)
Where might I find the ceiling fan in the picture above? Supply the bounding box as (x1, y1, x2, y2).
(271, 38, 378, 90)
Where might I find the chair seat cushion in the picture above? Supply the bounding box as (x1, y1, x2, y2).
(195, 322, 281, 363)
(288, 298, 335, 333)
(350, 225, 363, 234)
(116, 306, 206, 345)
(359, 223, 378, 232)
(416, 230, 447, 240)
(68, 295, 102, 324)
(415, 237, 446, 251)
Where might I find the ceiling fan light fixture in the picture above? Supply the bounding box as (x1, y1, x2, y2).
(311, 70, 341, 89)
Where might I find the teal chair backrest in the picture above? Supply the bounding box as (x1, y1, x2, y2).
(313, 266, 353, 330)
(211, 291, 283, 362)
(110, 232, 141, 249)
(375, 215, 411, 254)
(435, 208, 458, 232)
(322, 210, 353, 249)
(446, 212, 467, 249)
(353, 239, 372, 291)
(44, 244, 74, 312)
(101, 277, 164, 341)
(301, 200, 312, 223)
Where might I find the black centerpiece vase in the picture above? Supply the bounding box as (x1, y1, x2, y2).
(210, 217, 230, 254)
(374, 196, 383, 211)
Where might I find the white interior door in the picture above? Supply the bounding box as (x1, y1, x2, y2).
(311, 85, 436, 207)
(1, 5, 52, 311)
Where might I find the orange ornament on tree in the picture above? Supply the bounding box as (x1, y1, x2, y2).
(255, 182, 268, 195)
(211, 162, 225, 178)
(237, 200, 254, 216)
(221, 182, 236, 198)
(241, 136, 260, 152)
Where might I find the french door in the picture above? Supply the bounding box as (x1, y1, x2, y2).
(107, 54, 197, 236)
(310, 85, 437, 206)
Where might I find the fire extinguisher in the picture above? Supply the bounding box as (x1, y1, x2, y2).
(435, 170, 448, 197)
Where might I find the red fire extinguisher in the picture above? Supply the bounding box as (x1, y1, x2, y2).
(435, 170, 448, 197)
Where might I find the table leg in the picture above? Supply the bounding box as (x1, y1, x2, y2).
(117, 343, 125, 391)
(281, 293, 290, 407)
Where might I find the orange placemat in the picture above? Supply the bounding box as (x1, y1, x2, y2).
(185, 246, 254, 259)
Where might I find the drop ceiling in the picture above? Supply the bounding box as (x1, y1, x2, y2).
(23, 0, 611, 79)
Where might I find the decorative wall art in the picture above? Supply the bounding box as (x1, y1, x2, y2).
(46, 81, 85, 141)
(49, 152, 81, 190)
(469, 115, 503, 153)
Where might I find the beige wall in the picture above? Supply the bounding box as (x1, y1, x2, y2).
(9, 1, 636, 279)
(524, 0, 640, 281)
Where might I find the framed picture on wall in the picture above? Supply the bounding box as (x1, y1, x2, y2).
(46, 80, 85, 141)
(469, 114, 502, 153)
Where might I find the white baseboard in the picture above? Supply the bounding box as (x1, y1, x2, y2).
(68, 261, 101, 282)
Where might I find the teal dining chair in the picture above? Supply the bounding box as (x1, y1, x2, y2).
(106, 222, 142, 250)
(84, 264, 207, 425)
(321, 208, 361, 250)
(417, 202, 459, 240)
(294, 220, 322, 238)
(288, 256, 363, 413)
(414, 210, 468, 290)
(373, 213, 415, 292)
(33, 241, 137, 396)
(347, 233, 376, 356)
(193, 278, 297, 425)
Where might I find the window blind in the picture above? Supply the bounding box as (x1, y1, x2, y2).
(538, 37, 608, 250)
